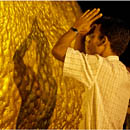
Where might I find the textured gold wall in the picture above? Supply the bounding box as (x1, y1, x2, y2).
(0, 1, 85, 129)
(0, 1, 129, 129)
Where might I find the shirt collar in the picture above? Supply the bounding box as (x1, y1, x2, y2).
(106, 55, 119, 61)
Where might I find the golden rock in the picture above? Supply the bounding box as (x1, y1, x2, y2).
(0, 1, 129, 129)
(0, 1, 86, 129)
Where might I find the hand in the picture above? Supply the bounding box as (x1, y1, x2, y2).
(73, 8, 103, 35)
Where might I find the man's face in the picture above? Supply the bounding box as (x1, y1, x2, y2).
(85, 24, 102, 55)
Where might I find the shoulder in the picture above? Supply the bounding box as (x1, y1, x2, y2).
(127, 68, 130, 81)
(66, 47, 103, 60)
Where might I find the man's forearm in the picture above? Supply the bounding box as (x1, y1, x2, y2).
(74, 33, 86, 53)
(52, 28, 77, 62)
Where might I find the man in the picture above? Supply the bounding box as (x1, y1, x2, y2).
(126, 66, 130, 128)
(52, 8, 130, 129)
(120, 38, 130, 128)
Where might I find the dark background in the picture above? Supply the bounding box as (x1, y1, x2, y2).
(77, 1, 130, 67)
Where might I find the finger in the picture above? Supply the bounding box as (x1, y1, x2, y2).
(88, 8, 101, 20)
(85, 8, 97, 18)
(81, 9, 90, 17)
(90, 13, 103, 23)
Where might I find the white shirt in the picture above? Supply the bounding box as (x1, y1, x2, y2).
(63, 47, 130, 129)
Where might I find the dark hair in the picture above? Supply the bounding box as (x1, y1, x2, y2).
(120, 42, 130, 67)
(95, 16, 130, 56)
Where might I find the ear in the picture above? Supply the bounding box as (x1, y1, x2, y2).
(98, 36, 107, 46)
(96, 36, 108, 56)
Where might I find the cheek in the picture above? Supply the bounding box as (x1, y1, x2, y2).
(85, 36, 97, 54)
(90, 44, 97, 54)
(85, 42, 96, 54)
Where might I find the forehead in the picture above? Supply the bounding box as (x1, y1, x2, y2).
(85, 24, 101, 40)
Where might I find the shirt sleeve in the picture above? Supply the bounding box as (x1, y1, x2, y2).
(63, 47, 102, 89)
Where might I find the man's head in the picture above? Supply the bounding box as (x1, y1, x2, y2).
(85, 16, 130, 57)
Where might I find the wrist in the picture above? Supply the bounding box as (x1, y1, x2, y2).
(70, 27, 87, 37)
(71, 26, 88, 36)
(71, 27, 78, 34)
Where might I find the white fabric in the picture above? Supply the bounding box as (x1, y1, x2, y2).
(63, 47, 130, 129)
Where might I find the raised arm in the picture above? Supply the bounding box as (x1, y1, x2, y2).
(74, 33, 86, 53)
(52, 8, 102, 62)
(52, 28, 78, 61)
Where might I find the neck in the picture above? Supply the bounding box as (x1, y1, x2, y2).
(127, 67, 130, 72)
(102, 51, 117, 57)
(101, 43, 117, 57)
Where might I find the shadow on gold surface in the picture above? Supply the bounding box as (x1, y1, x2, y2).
(13, 18, 57, 129)
(0, 1, 84, 129)
(4, 1, 130, 129)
